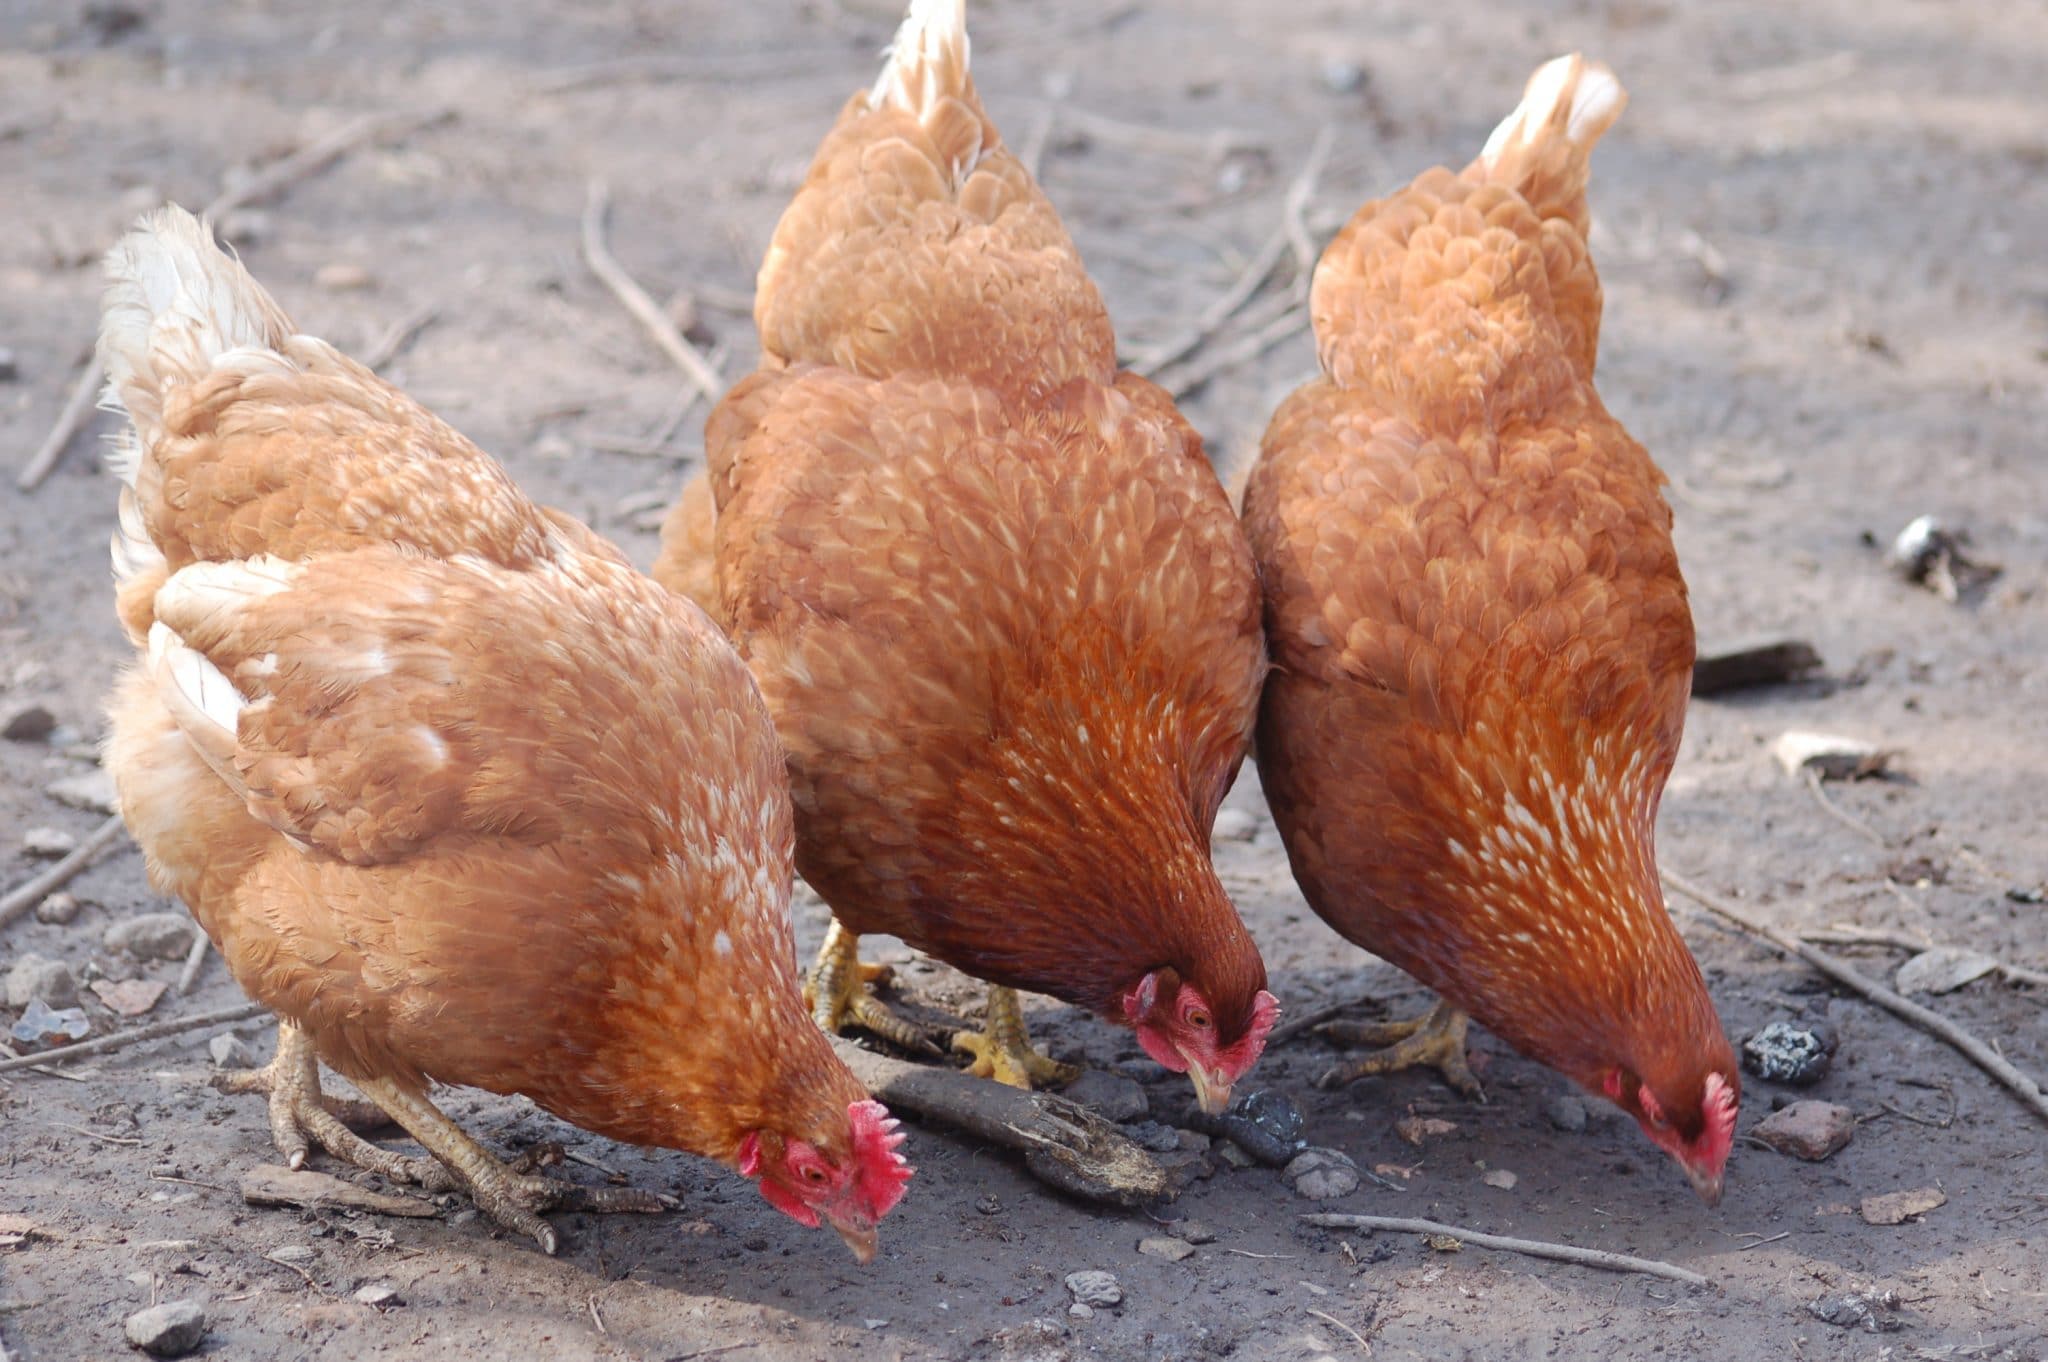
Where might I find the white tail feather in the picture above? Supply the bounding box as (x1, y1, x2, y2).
(147, 620, 248, 742)
(869, 0, 969, 116)
(1479, 54, 1625, 170)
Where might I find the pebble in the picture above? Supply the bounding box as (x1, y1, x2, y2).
(268, 1245, 315, 1264)
(1171, 1220, 1217, 1245)
(1124, 1120, 1182, 1153)
(1283, 1147, 1361, 1200)
(1210, 807, 1259, 842)
(1213, 1139, 1255, 1169)
(1752, 1101, 1855, 1161)
(23, 826, 76, 858)
(1861, 1187, 1946, 1226)
(1771, 731, 1889, 782)
(209, 1034, 257, 1070)
(1742, 1021, 1837, 1086)
(46, 769, 119, 814)
(1137, 1236, 1196, 1262)
(5, 955, 79, 1010)
(1063, 1069, 1147, 1123)
(1809, 1289, 1903, 1333)
(1544, 1093, 1589, 1133)
(1481, 1168, 1519, 1190)
(353, 1282, 403, 1307)
(1187, 1088, 1305, 1165)
(1895, 947, 1997, 996)
(10, 998, 90, 1044)
(105, 912, 198, 961)
(34, 891, 82, 924)
(123, 1300, 208, 1357)
(2, 702, 56, 741)
(1063, 1270, 1122, 1308)
(1320, 59, 1366, 94)
(1067, 1303, 1094, 1320)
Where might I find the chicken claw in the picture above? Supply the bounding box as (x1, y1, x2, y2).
(952, 985, 1079, 1090)
(805, 921, 941, 1055)
(1315, 1000, 1485, 1101)
(349, 1076, 674, 1255)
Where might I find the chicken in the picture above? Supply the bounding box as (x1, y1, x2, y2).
(1241, 57, 1739, 1202)
(655, 0, 1277, 1111)
(97, 207, 911, 1258)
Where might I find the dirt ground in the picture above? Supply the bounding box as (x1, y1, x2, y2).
(4, 0, 2047, 1358)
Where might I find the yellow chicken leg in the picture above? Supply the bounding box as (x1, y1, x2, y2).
(214, 1020, 456, 1191)
(804, 920, 940, 1054)
(952, 985, 1079, 1090)
(1315, 999, 1484, 1100)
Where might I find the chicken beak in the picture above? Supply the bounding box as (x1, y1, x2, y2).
(832, 1218, 880, 1265)
(1685, 1163, 1725, 1208)
(1187, 1063, 1233, 1117)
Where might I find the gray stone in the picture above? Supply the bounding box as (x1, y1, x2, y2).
(1283, 1147, 1361, 1200)
(23, 826, 76, 858)
(1137, 1236, 1196, 1262)
(105, 913, 197, 961)
(2, 702, 55, 741)
(1754, 1101, 1855, 1161)
(1320, 59, 1366, 94)
(1063, 1069, 1147, 1123)
(123, 1300, 208, 1357)
(267, 1245, 314, 1264)
(353, 1281, 402, 1307)
(1544, 1093, 1589, 1132)
(33, 891, 81, 924)
(1063, 1270, 1122, 1308)
(1214, 1139, 1254, 1169)
(46, 768, 119, 814)
(208, 1034, 257, 1070)
(1067, 1303, 1093, 1320)
(1171, 1219, 1216, 1245)
(6, 955, 79, 1010)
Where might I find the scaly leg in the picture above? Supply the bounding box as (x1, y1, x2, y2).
(349, 1075, 673, 1256)
(803, 920, 939, 1054)
(1315, 1000, 1485, 1100)
(214, 1020, 457, 1191)
(952, 985, 1079, 1090)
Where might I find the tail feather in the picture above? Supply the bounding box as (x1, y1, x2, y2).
(869, 0, 970, 120)
(98, 206, 294, 479)
(1472, 54, 1625, 225)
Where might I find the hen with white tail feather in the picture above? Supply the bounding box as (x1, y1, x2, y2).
(96, 207, 911, 1261)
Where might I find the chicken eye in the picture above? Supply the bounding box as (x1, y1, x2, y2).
(801, 1164, 828, 1184)
(1186, 1009, 1212, 1030)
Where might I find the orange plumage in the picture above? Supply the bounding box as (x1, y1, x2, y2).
(1242, 57, 1738, 1200)
(98, 206, 908, 1259)
(656, 0, 1276, 1110)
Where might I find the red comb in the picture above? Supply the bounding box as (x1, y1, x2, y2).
(1700, 1071, 1739, 1170)
(848, 1098, 913, 1220)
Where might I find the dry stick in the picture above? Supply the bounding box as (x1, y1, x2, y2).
(0, 813, 128, 930)
(176, 932, 211, 996)
(1803, 769, 1887, 847)
(1306, 1306, 1373, 1353)
(360, 303, 440, 372)
(1664, 869, 2048, 1126)
(1269, 992, 1379, 1047)
(1283, 123, 1337, 279)
(580, 180, 725, 405)
(1156, 302, 1308, 400)
(1302, 1214, 1711, 1288)
(1802, 926, 2048, 990)
(16, 105, 453, 492)
(0, 1001, 268, 1075)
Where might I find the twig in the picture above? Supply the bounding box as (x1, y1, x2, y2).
(1302, 1214, 1711, 1288)
(1, 813, 129, 930)
(1803, 769, 1887, 847)
(1270, 993, 1379, 1047)
(360, 303, 440, 372)
(1222, 1248, 1296, 1259)
(1283, 124, 1337, 278)
(0, 1001, 268, 1075)
(665, 1345, 752, 1362)
(1801, 926, 2048, 990)
(17, 106, 453, 493)
(565, 1148, 622, 1178)
(1664, 869, 2048, 1127)
(580, 180, 725, 405)
(1154, 302, 1308, 400)
(175, 931, 210, 995)
(587, 1295, 607, 1335)
(1306, 1306, 1373, 1353)
(48, 1122, 142, 1146)
(1736, 1231, 1791, 1249)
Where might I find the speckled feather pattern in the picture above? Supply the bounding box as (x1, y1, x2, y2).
(655, 21, 1269, 1024)
(100, 207, 868, 1168)
(1242, 60, 1734, 1112)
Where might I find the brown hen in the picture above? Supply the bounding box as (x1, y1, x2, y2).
(1242, 57, 1739, 1201)
(656, 0, 1276, 1110)
(98, 207, 910, 1258)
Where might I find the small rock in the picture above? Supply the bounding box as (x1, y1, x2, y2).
(315, 262, 374, 291)
(1860, 1187, 1946, 1226)
(1742, 1021, 1837, 1086)
(862, 1318, 888, 1330)
(123, 1300, 208, 1357)
(1186, 1088, 1305, 1165)
(1481, 1168, 1518, 1190)
(105, 912, 198, 961)
(1283, 1147, 1361, 1200)
(1137, 1235, 1196, 1262)
(1753, 1101, 1855, 1161)
(1171, 1220, 1216, 1245)
(92, 977, 168, 1017)
(1691, 637, 1824, 696)
(1884, 514, 1998, 602)
(22, 826, 76, 858)
(268, 1245, 315, 1264)
(1063, 1069, 1147, 1123)
(1394, 1115, 1459, 1147)
(1214, 1139, 1254, 1169)
(1809, 1289, 1904, 1333)
(1544, 1093, 1589, 1133)
(9, 998, 90, 1045)
(1210, 807, 1259, 842)
(1124, 1120, 1182, 1153)
(34, 891, 82, 924)
(1771, 731, 1892, 782)
(2, 702, 56, 741)
(1063, 1270, 1122, 1308)
(6, 955, 80, 1010)
(1067, 1303, 1093, 1320)
(1320, 58, 1366, 94)
(209, 1033, 257, 1069)
(353, 1281, 402, 1307)
(1894, 947, 1997, 996)
(46, 768, 119, 814)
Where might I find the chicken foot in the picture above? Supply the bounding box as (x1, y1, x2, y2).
(348, 1075, 675, 1256)
(214, 1020, 457, 1191)
(953, 985, 1079, 1090)
(804, 920, 940, 1055)
(1314, 999, 1485, 1100)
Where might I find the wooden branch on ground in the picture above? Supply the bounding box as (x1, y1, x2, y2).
(580, 179, 726, 406)
(0, 1002, 269, 1075)
(1282, 124, 1336, 279)
(1665, 869, 2048, 1127)
(1, 813, 128, 931)
(1303, 1213, 1711, 1287)
(1269, 992, 1380, 1047)
(1801, 926, 2048, 990)
(1154, 302, 1308, 400)
(17, 106, 453, 492)
(829, 1037, 1171, 1207)
(360, 303, 440, 372)
(176, 932, 211, 996)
